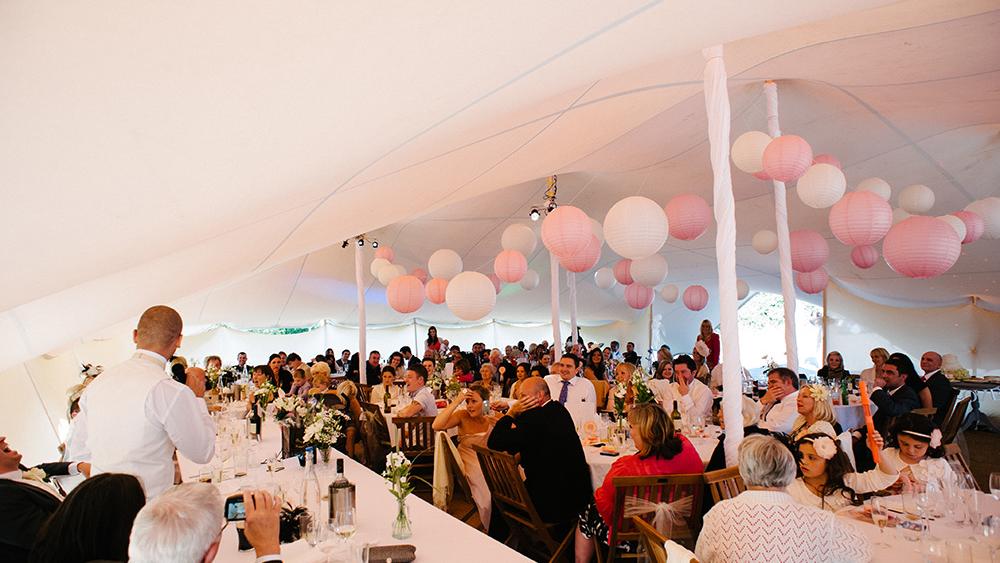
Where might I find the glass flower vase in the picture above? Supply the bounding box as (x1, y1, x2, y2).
(392, 496, 412, 539)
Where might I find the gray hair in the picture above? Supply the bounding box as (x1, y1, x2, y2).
(738, 434, 796, 488)
(129, 483, 223, 563)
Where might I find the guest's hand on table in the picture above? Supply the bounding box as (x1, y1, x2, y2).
(243, 489, 281, 559)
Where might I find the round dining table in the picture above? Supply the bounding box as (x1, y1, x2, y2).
(582, 426, 720, 491)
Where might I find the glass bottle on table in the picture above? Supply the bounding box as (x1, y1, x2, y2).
(300, 446, 323, 546)
(328, 458, 357, 541)
(671, 400, 682, 424)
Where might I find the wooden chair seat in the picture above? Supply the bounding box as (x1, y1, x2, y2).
(703, 466, 745, 504)
(632, 516, 667, 563)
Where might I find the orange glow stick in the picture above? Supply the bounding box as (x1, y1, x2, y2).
(859, 381, 879, 464)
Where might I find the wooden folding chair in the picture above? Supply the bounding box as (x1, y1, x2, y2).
(941, 396, 972, 444)
(438, 433, 479, 525)
(943, 443, 979, 490)
(631, 516, 667, 563)
(357, 384, 372, 403)
(395, 416, 437, 487)
(472, 444, 573, 562)
(597, 474, 704, 562)
(703, 466, 745, 504)
(912, 407, 937, 418)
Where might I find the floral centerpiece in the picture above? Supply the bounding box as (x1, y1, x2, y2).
(383, 451, 415, 539)
(254, 382, 278, 409)
(205, 365, 223, 391)
(302, 406, 349, 461)
(613, 365, 655, 420)
(272, 395, 309, 423)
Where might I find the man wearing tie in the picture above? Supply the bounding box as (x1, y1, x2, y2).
(543, 353, 596, 427)
(232, 351, 251, 381)
(74, 305, 216, 499)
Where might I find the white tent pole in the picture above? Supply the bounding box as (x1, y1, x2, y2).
(569, 272, 578, 349)
(550, 252, 562, 361)
(647, 303, 653, 367)
(763, 80, 799, 373)
(412, 318, 419, 357)
(354, 241, 366, 379)
(703, 45, 744, 467)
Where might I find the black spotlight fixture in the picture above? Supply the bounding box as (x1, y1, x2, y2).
(357, 238, 364, 247)
(546, 200, 558, 213)
(529, 207, 541, 221)
(371, 240, 379, 249)
(341, 240, 349, 248)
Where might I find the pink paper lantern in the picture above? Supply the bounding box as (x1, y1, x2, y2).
(493, 250, 528, 283)
(851, 245, 879, 269)
(624, 283, 654, 309)
(559, 235, 601, 273)
(812, 154, 841, 169)
(613, 259, 634, 285)
(488, 273, 502, 294)
(540, 205, 592, 258)
(664, 194, 712, 241)
(790, 230, 829, 273)
(410, 267, 429, 283)
(425, 278, 448, 304)
(683, 285, 709, 311)
(763, 135, 813, 183)
(374, 246, 395, 262)
(883, 216, 961, 279)
(952, 210, 985, 244)
(387, 275, 424, 313)
(829, 191, 893, 246)
(753, 170, 771, 181)
(796, 268, 829, 294)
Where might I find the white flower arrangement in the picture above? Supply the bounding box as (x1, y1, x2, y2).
(383, 451, 414, 501)
(301, 407, 349, 449)
(272, 395, 307, 423)
(810, 435, 838, 460)
(254, 382, 278, 407)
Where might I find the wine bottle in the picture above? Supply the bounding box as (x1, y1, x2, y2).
(249, 404, 262, 439)
(671, 400, 682, 422)
(328, 458, 356, 528)
(383, 385, 391, 414)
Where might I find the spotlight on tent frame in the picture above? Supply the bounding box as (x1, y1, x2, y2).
(357, 238, 364, 247)
(529, 207, 541, 221)
(341, 240, 349, 248)
(546, 200, 558, 213)
(371, 240, 379, 249)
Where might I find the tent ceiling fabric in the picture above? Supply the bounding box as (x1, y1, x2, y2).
(2, 0, 999, 371)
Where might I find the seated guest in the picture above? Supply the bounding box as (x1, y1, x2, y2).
(758, 367, 800, 435)
(587, 347, 610, 381)
(307, 362, 333, 396)
(695, 435, 871, 563)
(691, 341, 711, 384)
(574, 403, 703, 561)
(478, 363, 502, 399)
(451, 358, 473, 385)
(508, 362, 531, 399)
(30, 473, 145, 563)
(648, 355, 713, 422)
(396, 365, 439, 417)
(370, 366, 401, 405)
(880, 413, 954, 487)
(129, 484, 283, 563)
(543, 354, 597, 428)
(919, 351, 955, 426)
(859, 347, 889, 389)
(787, 432, 897, 512)
(246, 365, 275, 411)
(399, 346, 420, 369)
(622, 342, 639, 366)
(387, 352, 406, 379)
(529, 364, 549, 379)
(654, 360, 673, 381)
(336, 381, 363, 459)
(487, 377, 592, 529)
(889, 352, 932, 410)
(816, 351, 848, 383)
(267, 354, 291, 393)
(852, 356, 921, 472)
(706, 396, 765, 471)
(287, 368, 312, 398)
(790, 384, 841, 441)
(0, 436, 91, 563)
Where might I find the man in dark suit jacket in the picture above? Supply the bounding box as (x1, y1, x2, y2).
(853, 357, 921, 471)
(920, 351, 956, 426)
(487, 377, 592, 526)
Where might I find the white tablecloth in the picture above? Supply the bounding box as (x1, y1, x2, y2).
(833, 404, 868, 431)
(583, 428, 719, 492)
(179, 420, 530, 562)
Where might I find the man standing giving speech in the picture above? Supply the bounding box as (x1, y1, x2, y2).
(74, 306, 215, 499)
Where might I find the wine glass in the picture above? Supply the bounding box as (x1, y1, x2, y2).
(689, 415, 705, 437)
(299, 512, 322, 547)
(869, 497, 891, 547)
(990, 472, 1000, 500)
(332, 505, 357, 543)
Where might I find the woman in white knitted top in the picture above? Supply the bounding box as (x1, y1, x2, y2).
(787, 432, 898, 511)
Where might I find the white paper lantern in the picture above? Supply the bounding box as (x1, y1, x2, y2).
(731, 131, 772, 174)
(796, 163, 846, 209)
(938, 215, 967, 243)
(428, 249, 463, 281)
(370, 258, 391, 277)
(377, 264, 406, 286)
(590, 218, 604, 247)
(594, 267, 616, 290)
(629, 254, 668, 288)
(445, 271, 497, 321)
(501, 224, 537, 256)
(737, 279, 750, 300)
(892, 208, 911, 225)
(519, 270, 540, 290)
(603, 196, 669, 260)
(660, 284, 679, 303)
(899, 184, 935, 214)
(856, 177, 891, 201)
(752, 230, 778, 255)
(965, 197, 1000, 239)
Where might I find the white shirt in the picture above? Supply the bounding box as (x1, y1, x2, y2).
(648, 378, 713, 421)
(543, 374, 596, 427)
(787, 467, 899, 512)
(409, 386, 439, 416)
(880, 448, 954, 485)
(370, 383, 401, 404)
(75, 350, 216, 499)
(759, 390, 800, 435)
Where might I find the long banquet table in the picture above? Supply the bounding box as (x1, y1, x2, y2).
(178, 418, 530, 562)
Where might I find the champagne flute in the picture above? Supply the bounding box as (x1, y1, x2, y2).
(869, 497, 890, 547)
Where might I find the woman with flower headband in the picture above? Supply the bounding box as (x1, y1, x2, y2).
(787, 432, 898, 511)
(880, 413, 954, 488)
(790, 384, 841, 441)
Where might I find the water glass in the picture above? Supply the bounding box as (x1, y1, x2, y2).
(990, 473, 1000, 499)
(869, 497, 890, 547)
(299, 512, 322, 547)
(945, 540, 973, 563)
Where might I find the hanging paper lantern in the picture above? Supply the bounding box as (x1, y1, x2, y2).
(796, 268, 829, 294)
(603, 196, 669, 260)
(377, 264, 406, 286)
(796, 163, 846, 209)
(613, 259, 634, 285)
(851, 245, 879, 269)
(938, 215, 967, 244)
(629, 253, 668, 287)
(665, 194, 711, 241)
(965, 197, 1000, 239)
(594, 267, 616, 290)
(370, 257, 391, 277)
(520, 270, 540, 290)
(410, 267, 429, 284)
(501, 224, 537, 256)
(559, 235, 601, 273)
(752, 230, 778, 255)
(731, 131, 772, 174)
(883, 216, 961, 279)
(828, 191, 892, 246)
(753, 170, 772, 181)
(590, 218, 605, 247)
(856, 177, 891, 201)
(951, 210, 985, 244)
(736, 279, 750, 300)
(762, 135, 813, 183)
(374, 246, 395, 262)
(428, 249, 463, 281)
(899, 184, 935, 214)
(892, 208, 911, 225)
(812, 154, 841, 169)
(387, 275, 424, 313)
(660, 284, 679, 303)
(493, 250, 528, 283)
(683, 285, 709, 311)
(425, 278, 448, 304)
(624, 283, 654, 309)
(488, 273, 502, 294)
(541, 205, 592, 258)
(445, 272, 497, 320)
(790, 230, 829, 273)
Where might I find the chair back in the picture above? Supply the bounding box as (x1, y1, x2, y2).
(590, 379, 610, 410)
(631, 516, 667, 563)
(357, 384, 372, 403)
(942, 443, 979, 490)
(395, 416, 436, 466)
(941, 395, 971, 444)
(702, 466, 745, 504)
(606, 474, 704, 557)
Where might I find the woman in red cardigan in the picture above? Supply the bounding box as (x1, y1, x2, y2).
(574, 403, 703, 561)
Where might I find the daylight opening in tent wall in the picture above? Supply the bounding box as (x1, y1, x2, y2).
(2, 3, 999, 561)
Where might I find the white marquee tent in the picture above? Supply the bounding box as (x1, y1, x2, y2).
(2, 0, 999, 462)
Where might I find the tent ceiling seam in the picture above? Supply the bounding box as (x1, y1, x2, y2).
(275, 254, 309, 327)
